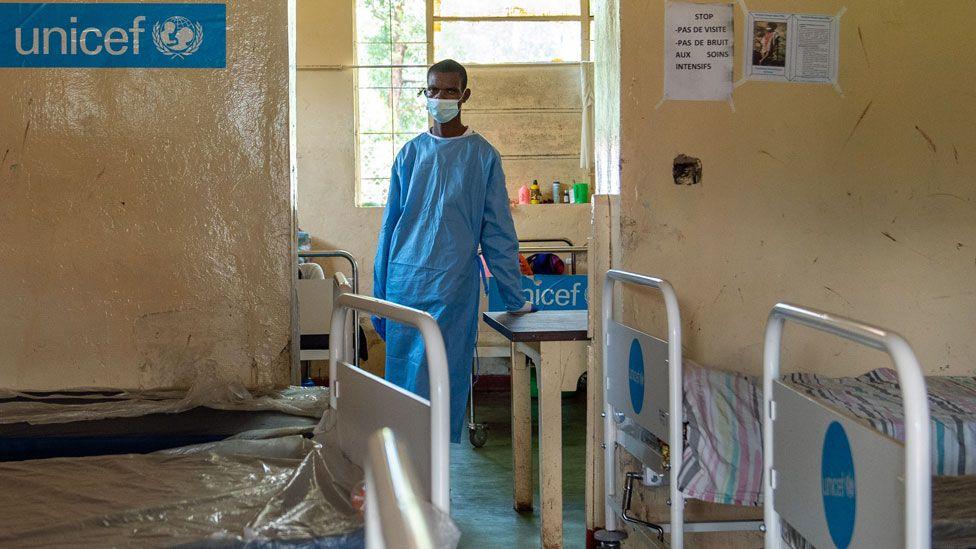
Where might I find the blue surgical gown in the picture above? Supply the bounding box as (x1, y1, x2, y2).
(373, 131, 525, 443)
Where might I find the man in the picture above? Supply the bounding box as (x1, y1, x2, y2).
(373, 59, 532, 443)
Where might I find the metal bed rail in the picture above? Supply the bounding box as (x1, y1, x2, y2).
(330, 293, 451, 514)
(300, 250, 360, 366)
(762, 303, 931, 549)
(477, 239, 586, 274)
(602, 269, 684, 547)
(518, 237, 585, 275)
(365, 427, 444, 549)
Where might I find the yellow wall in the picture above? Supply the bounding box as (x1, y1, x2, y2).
(0, 1, 295, 390)
(296, 0, 594, 367)
(602, 0, 976, 378)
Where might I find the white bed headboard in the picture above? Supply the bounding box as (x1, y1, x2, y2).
(602, 269, 684, 545)
(762, 303, 931, 549)
(329, 293, 451, 515)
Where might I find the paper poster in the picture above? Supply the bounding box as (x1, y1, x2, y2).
(744, 11, 839, 84)
(664, 2, 734, 101)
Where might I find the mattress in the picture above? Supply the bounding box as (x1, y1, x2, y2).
(678, 364, 976, 505)
(0, 382, 327, 461)
(0, 407, 319, 461)
(786, 368, 976, 476)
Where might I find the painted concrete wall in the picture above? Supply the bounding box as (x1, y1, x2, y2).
(589, 0, 976, 541)
(607, 0, 976, 378)
(296, 0, 594, 374)
(0, 1, 294, 390)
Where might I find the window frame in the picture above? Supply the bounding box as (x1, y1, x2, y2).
(354, 0, 594, 207)
(428, 0, 592, 64)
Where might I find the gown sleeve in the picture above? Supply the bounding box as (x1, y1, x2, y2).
(372, 159, 404, 339)
(479, 152, 525, 312)
(374, 161, 403, 302)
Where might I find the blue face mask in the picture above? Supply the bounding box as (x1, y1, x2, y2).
(427, 98, 461, 124)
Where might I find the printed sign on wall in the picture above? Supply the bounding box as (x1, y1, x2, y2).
(487, 275, 588, 312)
(664, 1, 734, 101)
(0, 3, 226, 68)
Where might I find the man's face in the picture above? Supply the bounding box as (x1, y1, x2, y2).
(425, 72, 471, 104)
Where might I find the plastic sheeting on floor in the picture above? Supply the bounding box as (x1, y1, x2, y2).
(0, 427, 460, 548)
(0, 376, 328, 425)
(0, 435, 361, 547)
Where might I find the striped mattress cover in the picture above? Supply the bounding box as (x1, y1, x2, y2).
(677, 364, 976, 506)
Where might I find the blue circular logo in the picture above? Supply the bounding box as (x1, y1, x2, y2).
(821, 421, 856, 548)
(628, 339, 644, 414)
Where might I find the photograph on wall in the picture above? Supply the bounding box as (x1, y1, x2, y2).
(752, 20, 787, 68)
(744, 11, 839, 84)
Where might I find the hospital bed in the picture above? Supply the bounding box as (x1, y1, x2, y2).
(601, 270, 976, 547)
(0, 292, 454, 547)
(602, 269, 762, 549)
(469, 238, 588, 447)
(763, 303, 976, 548)
(298, 250, 367, 380)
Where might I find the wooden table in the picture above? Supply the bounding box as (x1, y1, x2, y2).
(482, 310, 590, 549)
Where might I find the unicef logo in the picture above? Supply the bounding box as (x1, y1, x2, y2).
(152, 16, 204, 59)
(628, 339, 645, 414)
(821, 421, 856, 548)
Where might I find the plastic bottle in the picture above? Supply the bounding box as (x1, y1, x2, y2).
(518, 184, 530, 204)
(529, 180, 542, 204)
(563, 190, 571, 204)
(552, 181, 561, 204)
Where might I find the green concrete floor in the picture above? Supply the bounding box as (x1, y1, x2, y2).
(452, 387, 587, 548)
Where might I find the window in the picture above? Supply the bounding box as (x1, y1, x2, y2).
(355, 0, 593, 207)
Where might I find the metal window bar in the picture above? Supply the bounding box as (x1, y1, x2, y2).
(299, 250, 361, 368)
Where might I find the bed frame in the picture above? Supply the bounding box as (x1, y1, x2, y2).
(366, 427, 450, 549)
(602, 269, 761, 549)
(330, 293, 451, 514)
(762, 303, 931, 548)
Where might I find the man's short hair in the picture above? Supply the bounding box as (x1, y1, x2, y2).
(427, 59, 468, 90)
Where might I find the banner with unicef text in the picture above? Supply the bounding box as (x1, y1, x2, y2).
(0, 3, 226, 68)
(488, 275, 589, 312)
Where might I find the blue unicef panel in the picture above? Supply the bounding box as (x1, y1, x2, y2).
(487, 275, 588, 312)
(821, 421, 857, 548)
(0, 3, 226, 68)
(628, 338, 644, 414)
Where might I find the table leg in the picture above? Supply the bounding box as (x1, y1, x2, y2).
(511, 340, 533, 512)
(538, 340, 564, 548)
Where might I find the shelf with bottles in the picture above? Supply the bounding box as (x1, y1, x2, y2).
(515, 180, 591, 206)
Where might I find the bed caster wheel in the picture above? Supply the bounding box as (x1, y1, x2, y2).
(469, 424, 489, 448)
(594, 529, 627, 548)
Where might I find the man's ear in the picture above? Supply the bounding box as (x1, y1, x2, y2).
(460, 88, 472, 104)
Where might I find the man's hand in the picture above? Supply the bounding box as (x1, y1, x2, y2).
(371, 316, 387, 341)
(508, 301, 537, 316)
